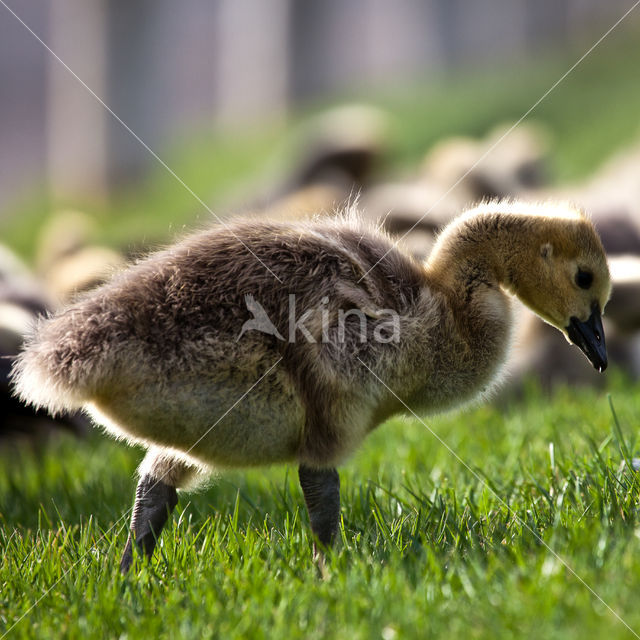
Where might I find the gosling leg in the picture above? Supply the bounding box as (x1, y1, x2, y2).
(120, 475, 177, 574)
(120, 449, 194, 573)
(298, 465, 341, 548)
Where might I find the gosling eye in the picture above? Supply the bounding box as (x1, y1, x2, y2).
(575, 269, 593, 290)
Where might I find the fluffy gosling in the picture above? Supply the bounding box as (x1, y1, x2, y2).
(12, 200, 610, 572)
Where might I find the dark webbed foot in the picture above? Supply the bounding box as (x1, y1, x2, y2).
(298, 465, 340, 548)
(120, 475, 178, 574)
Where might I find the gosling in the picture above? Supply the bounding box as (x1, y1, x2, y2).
(12, 201, 611, 572)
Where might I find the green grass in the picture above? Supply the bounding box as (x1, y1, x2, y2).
(2, 374, 640, 639)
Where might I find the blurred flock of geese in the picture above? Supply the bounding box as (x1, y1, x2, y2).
(2, 104, 639, 447)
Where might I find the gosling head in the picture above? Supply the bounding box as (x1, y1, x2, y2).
(507, 205, 611, 372)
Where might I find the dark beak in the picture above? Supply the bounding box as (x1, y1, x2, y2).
(566, 305, 607, 372)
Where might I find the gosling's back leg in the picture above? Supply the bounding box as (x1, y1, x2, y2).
(120, 449, 196, 574)
(298, 465, 341, 548)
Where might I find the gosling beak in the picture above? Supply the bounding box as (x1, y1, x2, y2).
(566, 305, 607, 372)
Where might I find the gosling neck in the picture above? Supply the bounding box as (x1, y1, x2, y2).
(425, 211, 545, 298)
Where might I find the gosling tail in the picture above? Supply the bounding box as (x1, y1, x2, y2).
(11, 307, 115, 415)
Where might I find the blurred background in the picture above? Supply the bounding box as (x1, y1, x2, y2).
(2, 0, 640, 445)
(1, 1, 639, 227)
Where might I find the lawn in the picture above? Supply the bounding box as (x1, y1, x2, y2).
(2, 375, 640, 639)
(2, 23, 640, 640)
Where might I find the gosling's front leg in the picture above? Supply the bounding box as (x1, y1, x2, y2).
(298, 465, 341, 548)
(120, 474, 178, 574)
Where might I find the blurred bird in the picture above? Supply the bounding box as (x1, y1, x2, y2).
(0, 245, 87, 448)
(228, 104, 390, 221)
(35, 210, 125, 306)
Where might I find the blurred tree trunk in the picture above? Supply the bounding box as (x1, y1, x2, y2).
(525, 0, 569, 50)
(106, 0, 168, 187)
(0, 0, 49, 215)
(213, 0, 290, 127)
(47, 0, 108, 203)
